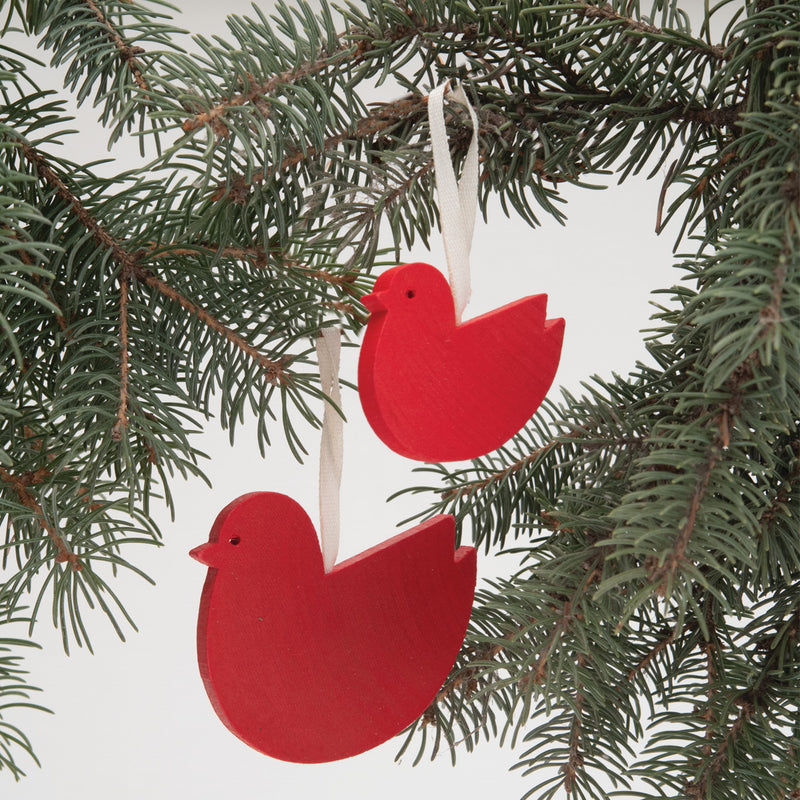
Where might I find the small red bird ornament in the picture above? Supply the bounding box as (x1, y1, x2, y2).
(358, 261, 565, 462)
(190, 492, 476, 763)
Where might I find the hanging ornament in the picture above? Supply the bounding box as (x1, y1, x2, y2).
(190, 329, 477, 763)
(358, 81, 565, 462)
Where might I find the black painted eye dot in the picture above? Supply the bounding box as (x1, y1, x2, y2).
(406, 289, 416, 299)
(229, 535, 241, 545)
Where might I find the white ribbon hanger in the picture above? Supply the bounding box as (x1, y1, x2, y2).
(316, 327, 343, 573)
(427, 80, 480, 324)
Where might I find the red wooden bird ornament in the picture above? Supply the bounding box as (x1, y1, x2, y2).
(359, 261, 564, 462)
(190, 492, 476, 763)
(358, 82, 564, 462)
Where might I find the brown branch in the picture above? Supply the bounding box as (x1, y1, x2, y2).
(519, 602, 575, 690)
(626, 623, 685, 681)
(182, 2, 727, 139)
(322, 300, 367, 325)
(427, 548, 608, 720)
(111, 273, 130, 441)
(689, 600, 800, 800)
(470, 1, 727, 64)
(759, 228, 790, 337)
(686, 701, 755, 799)
(146, 243, 268, 267)
(384, 161, 434, 208)
(649, 157, 798, 591)
(0, 466, 82, 571)
(183, 52, 334, 134)
(646, 438, 723, 594)
(143, 241, 361, 293)
(645, 353, 758, 594)
(205, 78, 741, 214)
(210, 87, 737, 207)
(2, 224, 69, 332)
(656, 159, 678, 234)
(422, 639, 509, 726)
(563, 662, 586, 795)
(517, 550, 606, 690)
(19, 142, 138, 272)
(575, 0, 727, 61)
(131, 264, 287, 384)
(441, 437, 567, 501)
(82, 0, 149, 91)
(182, 26, 422, 136)
(421, 624, 538, 733)
(441, 431, 643, 501)
(210, 93, 430, 201)
(520, 557, 606, 691)
(180, 10, 458, 137)
(698, 599, 721, 757)
(759, 438, 800, 533)
(681, 104, 744, 127)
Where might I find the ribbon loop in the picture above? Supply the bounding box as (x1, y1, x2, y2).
(316, 327, 343, 573)
(428, 80, 480, 324)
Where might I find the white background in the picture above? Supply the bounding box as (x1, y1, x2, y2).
(6, 1, 689, 797)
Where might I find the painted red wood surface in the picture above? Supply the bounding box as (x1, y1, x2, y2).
(190, 492, 476, 763)
(358, 262, 565, 462)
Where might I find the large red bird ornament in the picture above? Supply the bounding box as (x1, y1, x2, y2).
(190, 492, 476, 763)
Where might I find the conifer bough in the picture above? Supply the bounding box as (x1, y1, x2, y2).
(0, 0, 799, 797)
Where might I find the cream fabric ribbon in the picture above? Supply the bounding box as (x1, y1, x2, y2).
(316, 327, 343, 573)
(427, 80, 480, 324)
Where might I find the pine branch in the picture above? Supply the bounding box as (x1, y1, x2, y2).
(439, 430, 625, 502)
(643, 98, 800, 590)
(563, 670, 585, 796)
(687, 700, 756, 799)
(210, 89, 741, 205)
(758, 438, 800, 533)
(182, 52, 339, 136)
(0, 467, 81, 571)
(17, 142, 138, 273)
(0, 613, 48, 782)
(425, 640, 509, 718)
(180, 14, 435, 135)
(25, 0, 184, 145)
(209, 93, 430, 199)
(144, 241, 362, 293)
(645, 429, 725, 594)
(4, 2, 799, 793)
(131, 262, 288, 384)
(15, 139, 290, 385)
(518, 601, 577, 691)
(81, 0, 149, 91)
(110, 273, 130, 441)
(178, 0, 728, 143)
(626, 622, 686, 682)
(574, 0, 727, 61)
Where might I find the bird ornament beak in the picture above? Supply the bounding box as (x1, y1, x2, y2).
(361, 291, 386, 314)
(190, 541, 221, 567)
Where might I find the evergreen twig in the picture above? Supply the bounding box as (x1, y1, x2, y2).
(81, 0, 150, 91)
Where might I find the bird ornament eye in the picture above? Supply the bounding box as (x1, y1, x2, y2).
(405, 289, 416, 299)
(228, 535, 241, 546)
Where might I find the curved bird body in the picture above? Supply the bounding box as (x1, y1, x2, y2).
(358, 262, 565, 462)
(190, 492, 476, 763)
